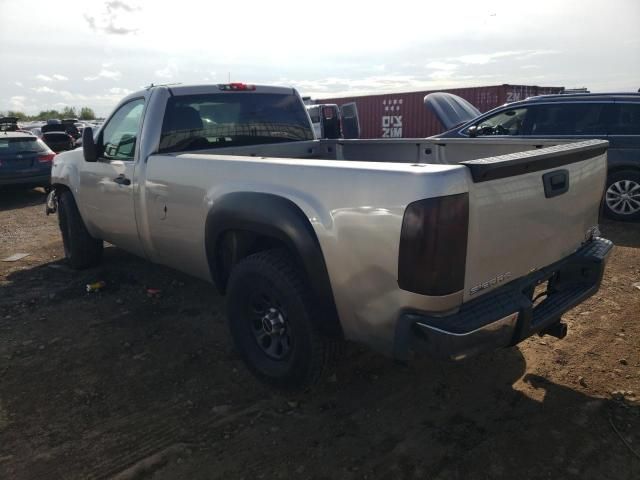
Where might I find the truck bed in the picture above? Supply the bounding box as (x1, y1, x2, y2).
(192, 137, 577, 164)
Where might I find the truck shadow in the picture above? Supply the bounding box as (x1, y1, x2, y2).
(0, 186, 48, 212)
(319, 349, 639, 479)
(600, 219, 640, 248)
(0, 247, 637, 479)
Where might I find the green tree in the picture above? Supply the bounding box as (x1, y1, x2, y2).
(6, 111, 28, 121)
(60, 106, 77, 119)
(34, 109, 61, 121)
(79, 107, 96, 120)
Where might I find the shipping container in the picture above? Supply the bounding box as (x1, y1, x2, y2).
(314, 84, 564, 139)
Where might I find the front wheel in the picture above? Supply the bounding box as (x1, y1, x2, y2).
(57, 190, 103, 269)
(226, 249, 338, 390)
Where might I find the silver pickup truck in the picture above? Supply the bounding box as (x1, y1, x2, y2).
(48, 83, 612, 388)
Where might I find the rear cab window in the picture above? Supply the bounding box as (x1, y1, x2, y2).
(159, 92, 314, 153)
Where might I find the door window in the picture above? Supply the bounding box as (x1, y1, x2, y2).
(608, 103, 640, 135)
(530, 103, 607, 135)
(100, 98, 145, 161)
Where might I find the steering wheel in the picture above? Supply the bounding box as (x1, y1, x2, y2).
(493, 124, 510, 135)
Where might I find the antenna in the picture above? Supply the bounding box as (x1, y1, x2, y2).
(145, 82, 182, 90)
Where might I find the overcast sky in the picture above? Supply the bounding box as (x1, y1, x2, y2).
(1, 0, 638, 116)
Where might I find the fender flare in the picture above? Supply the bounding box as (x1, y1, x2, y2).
(205, 192, 342, 338)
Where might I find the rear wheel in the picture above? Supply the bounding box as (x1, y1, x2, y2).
(57, 190, 103, 269)
(604, 170, 640, 221)
(226, 249, 338, 390)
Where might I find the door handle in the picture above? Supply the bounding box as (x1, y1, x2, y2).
(113, 174, 131, 186)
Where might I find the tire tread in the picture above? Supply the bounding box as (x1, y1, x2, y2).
(58, 190, 103, 269)
(226, 249, 339, 389)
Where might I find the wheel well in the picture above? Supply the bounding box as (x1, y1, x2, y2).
(52, 183, 70, 192)
(607, 166, 640, 178)
(204, 192, 343, 339)
(215, 230, 296, 291)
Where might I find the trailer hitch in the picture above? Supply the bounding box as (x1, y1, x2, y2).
(539, 321, 568, 340)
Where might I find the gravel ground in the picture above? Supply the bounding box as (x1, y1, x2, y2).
(0, 187, 638, 480)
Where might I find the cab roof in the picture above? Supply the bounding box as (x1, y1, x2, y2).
(517, 92, 640, 104)
(164, 83, 296, 96)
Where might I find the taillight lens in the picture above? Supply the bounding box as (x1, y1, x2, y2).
(398, 193, 469, 296)
(38, 153, 55, 163)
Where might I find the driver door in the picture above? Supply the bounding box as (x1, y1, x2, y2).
(77, 98, 146, 257)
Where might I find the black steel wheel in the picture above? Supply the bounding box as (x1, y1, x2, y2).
(226, 249, 338, 389)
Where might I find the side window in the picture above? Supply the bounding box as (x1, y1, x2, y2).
(470, 108, 529, 136)
(100, 99, 145, 161)
(609, 103, 640, 135)
(530, 103, 607, 136)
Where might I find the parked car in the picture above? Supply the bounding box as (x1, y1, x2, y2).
(0, 132, 55, 188)
(48, 83, 611, 388)
(0, 117, 19, 132)
(426, 92, 640, 220)
(61, 118, 81, 140)
(74, 122, 87, 137)
(24, 126, 43, 138)
(41, 123, 76, 153)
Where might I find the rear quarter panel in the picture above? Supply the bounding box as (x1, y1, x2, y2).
(141, 154, 470, 355)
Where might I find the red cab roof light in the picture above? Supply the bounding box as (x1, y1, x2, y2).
(218, 83, 256, 91)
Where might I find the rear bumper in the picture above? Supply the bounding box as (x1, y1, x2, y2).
(394, 237, 613, 361)
(0, 173, 50, 186)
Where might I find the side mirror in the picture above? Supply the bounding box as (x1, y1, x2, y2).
(467, 125, 478, 138)
(82, 127, 97, 162)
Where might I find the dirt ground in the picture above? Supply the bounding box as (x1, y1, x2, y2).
(0, 187, 639, 480)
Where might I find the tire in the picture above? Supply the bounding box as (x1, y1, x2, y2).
(226, 249, 338, 390)
(57, 190, 103, 269)
(604, 170, 640, 221)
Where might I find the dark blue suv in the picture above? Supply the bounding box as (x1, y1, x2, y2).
(428, 93, 640, 221)
(0, 132, 55, 188)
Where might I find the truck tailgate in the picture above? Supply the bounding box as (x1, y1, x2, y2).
(461, 140, 608, 302)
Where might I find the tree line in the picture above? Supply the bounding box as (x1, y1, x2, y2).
(0, 106, 97, 121)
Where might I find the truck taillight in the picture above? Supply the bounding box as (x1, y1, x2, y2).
(398, 193, 469, 296)
(38, 153, 55, 163)
(218, 83, 256, 91)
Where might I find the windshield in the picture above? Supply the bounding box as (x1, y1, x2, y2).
(159, 92, 314, 153)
